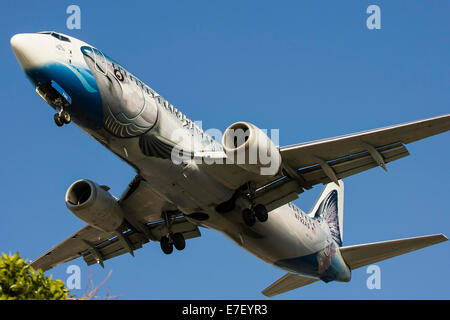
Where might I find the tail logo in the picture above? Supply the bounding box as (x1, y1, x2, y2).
(314, 190, 342, 246)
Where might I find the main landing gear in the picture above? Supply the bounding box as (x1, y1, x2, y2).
(160, 232, 186, 254)
(159, 211, 186, 255)
(215, 181, 270, 227)
(240, 181, 268, 227)
(242, 203, 268, 227)
(54, 110, 71, 127)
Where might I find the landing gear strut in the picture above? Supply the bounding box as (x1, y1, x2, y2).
(159, 211, 186, 254)
(54, 109, 71, 127)
(216, 180, 270, 227)
(241, 181, 268, 227)
(242, 204, 269, 227)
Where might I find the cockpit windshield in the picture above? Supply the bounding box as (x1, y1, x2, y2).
(38, 31, 71, 42)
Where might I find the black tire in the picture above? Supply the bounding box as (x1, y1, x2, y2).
(254, 204, 268, 222)
(172, 233, 186, 251)
(54, 113, 64, 127)
(160, 236, 173, 254)
(61, 111, 71, 124)
(242, 208, 255, 227)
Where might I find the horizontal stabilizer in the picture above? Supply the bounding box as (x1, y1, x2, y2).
(262, 273, 318, 297)
(340, 234, 448, 270)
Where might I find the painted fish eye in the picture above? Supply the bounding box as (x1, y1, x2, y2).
(114, 69, 124, 81)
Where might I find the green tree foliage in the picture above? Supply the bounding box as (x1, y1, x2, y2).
(0, 252, 72, 300)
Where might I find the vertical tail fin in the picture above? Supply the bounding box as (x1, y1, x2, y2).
(309, 181, 344, 246)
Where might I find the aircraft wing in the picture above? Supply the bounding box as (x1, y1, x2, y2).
(31, 216, 200, 271)
(209, 114, 449, 212)
(31, 225, 115, 271)
(31, 175, 201, 271)
(279, 114, 450, 173)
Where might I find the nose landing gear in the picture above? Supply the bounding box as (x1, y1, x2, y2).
(35, 82, 72, 127)
(54, 110, 71, 127)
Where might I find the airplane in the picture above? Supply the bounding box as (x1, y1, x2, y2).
(10, 31, 449, 297)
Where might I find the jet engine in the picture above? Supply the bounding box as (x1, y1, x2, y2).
(65, 179, 124, 232)
(222, 121, 282, 176)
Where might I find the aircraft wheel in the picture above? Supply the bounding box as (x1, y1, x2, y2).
(160, 236, 173, 254)
(173, 233, 186, 251)
(242, 208, 255, 227)
(54, 113, 64, 127)
(61, 111, 71, 124)
(254, 204, 268, 222)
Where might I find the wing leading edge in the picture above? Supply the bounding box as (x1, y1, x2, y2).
(253, 114, 450, 211)
(280, 114, 450, 170)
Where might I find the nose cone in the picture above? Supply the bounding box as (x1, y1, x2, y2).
(11, 33, 53, 70)
(11, 33, 34, 69)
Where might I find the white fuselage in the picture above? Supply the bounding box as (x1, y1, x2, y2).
(11, 31, 350, 282)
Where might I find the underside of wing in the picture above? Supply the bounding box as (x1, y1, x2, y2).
(31, 225, 114, 271)
(280, 114, 450, 170)
(31, 217, 201, 271)
(119, 175, 179, 221)
(81, 217, 200, 267)
(31, 175, 200, 272)
(339, 234, 448, 270)
(262, 273, 318, 297)
(238, 115, 449, 211)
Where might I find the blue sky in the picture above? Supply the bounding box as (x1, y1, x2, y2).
(0, 1, 449, 299)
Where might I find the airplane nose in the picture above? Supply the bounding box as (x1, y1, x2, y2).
(11, 33, 33, 69)
(10, 33, 24, 51)
(11, 33, 53, 70)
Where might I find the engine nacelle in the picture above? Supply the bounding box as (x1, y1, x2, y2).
(65, 179, 124, 232)
(222, 121, 282, 176)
